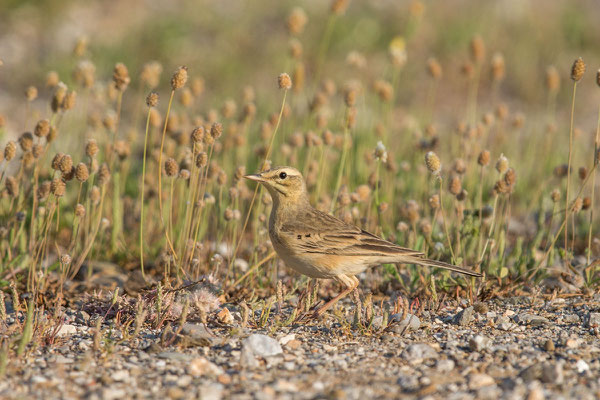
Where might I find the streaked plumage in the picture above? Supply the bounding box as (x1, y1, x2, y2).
(245, 166, 482, 317)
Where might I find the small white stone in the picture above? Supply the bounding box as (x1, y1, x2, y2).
(56, 324, 78, 337)
(576, 359, 590, 373)
(112, 370, 129, 382)
(278, 334, 295, 346)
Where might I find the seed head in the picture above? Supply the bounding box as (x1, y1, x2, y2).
(114, 140, 130, 160)
(470, 35, 485, 63)
(343, 85, 357, 107)
(171, 66, 188, 90)
(59, 154, 73, 174)
(140, 61, 163, 89)
(25, 86, 38, 101)
(287, 7, 308, 35)
(51, 153, 64, 171)
(278, 73, 292, 90)
(75, 203, 86, 217)
(571, 57, 585, 82)
(85, 139, 99, 158)
(5, 176, 18, 197)
(550, 189, 561, 203)
(146, 92, 159, 107)
(583, 197, 592, 210)
(19, 132, 33, 152)
(495, 154, 508, 174)
(179, 169, 190, 180)
(425, 151, 441, 175)
(62, 90, 76, 110)
(34, 119, 50, 138)
(50, 178, 66, 197)
(32, 144, 44, 158)
(73, 60, 95, 88)
(73, 36, 87, 57)
(90, 186, 101, 204)
(345, 107, 357, 129)
(477, 150, 490, 166)
(553, 164, 569, 178)
(429, 194, 440, 209)
(374, 141, 388, 163)
(545, 66, 560, 92)
(427, 58, 442, 79)
(113, 63, 131, 91)
(389, 36, 407, 68)
(448, 175, 462, 195)
(493, 179, 509, 195)
(75, 163, 89, 182)
(180, 88, 193, 107)
(571, 197, 583, 213)
(374, 80, 393, 102)
(46, 71, 59, 88)
(453, 158, 467, 175)
(196, 152, 208, 168)
(165, 158, 179, 177)
(210, 122, 223, 139)
(289, 38, 303, 59)
(4, 141, 16, 161)
(578, 166, 588, 181)
(98, 163, 111, 185)
(331, 0, 349, 15)
(491, 52, 505, 81)
(504, 168, 516, 187)
(46, 126, 58, 143)
(191, 126, 205, 144)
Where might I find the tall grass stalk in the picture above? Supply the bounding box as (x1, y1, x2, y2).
(564, 81, 578, 263)
(139, 107, 153, 278)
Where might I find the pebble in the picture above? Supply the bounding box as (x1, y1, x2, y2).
(436, 359, 455, 373)
(389, 313, 421, 333)
(576, 360, 590, 373)
(514, 313, 549, 326)
(520, 362, 564, 384)
(56, 324, 78, 337)
(112, 370, 129, 382)
(187, 357, 223, 377)
(562, 314, 580, 324)
(401, 343, 437, 363)
(587, 312, 600, 328)
(469, 335, 491, 352)
(278, 334, 295, 346)
(180, 323, 215, 346)
(243, 334, 283, 358)
(473, 302, 489, 314)
(217, 308, 234, 324)
(397, 374, 419, 392)
(453, 306, 475, 326)
(543, 339, 555, 352)
(468, 373, 495, 390)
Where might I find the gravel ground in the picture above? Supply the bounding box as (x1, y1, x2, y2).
(3, 295, 600, 400)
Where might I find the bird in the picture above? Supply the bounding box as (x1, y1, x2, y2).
(244, 166, 482, 317)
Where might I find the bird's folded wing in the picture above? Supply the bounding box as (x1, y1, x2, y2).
(280, 208, 424, 257)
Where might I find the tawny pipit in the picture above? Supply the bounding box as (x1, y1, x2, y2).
(245, 166, 482, 317)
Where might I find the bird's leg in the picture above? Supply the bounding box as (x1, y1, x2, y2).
(313, 275, 359, 317)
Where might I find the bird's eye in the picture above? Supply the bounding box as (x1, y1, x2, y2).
(279, 172, 287, 179)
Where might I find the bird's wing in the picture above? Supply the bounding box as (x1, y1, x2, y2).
(279, 208, 424, 258)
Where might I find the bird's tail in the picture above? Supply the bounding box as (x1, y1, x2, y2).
(405, 256, 483, 277)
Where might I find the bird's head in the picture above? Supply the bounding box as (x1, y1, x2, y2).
(244, 166, 308, 205)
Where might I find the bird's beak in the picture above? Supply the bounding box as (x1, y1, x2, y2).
(243, 173, 266, 182)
